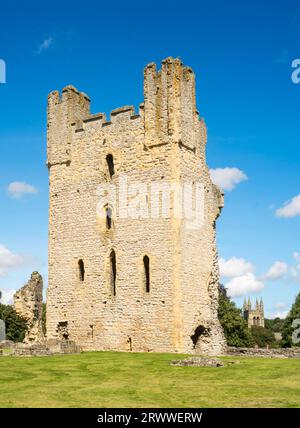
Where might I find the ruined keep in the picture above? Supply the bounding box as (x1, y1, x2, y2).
(13, 272, 44, 343)
(46, 57, 226, 355)
(243, 298, 265, 328)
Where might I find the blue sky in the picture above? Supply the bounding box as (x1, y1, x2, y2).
(0, 0, 300, 318)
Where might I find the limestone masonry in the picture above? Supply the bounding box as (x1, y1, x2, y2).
(46, 57, 226, 355)
(13, 272, 44, 343)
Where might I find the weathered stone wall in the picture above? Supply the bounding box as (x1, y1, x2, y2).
(226, 347, 300, 358)
(46, 57, 226, 355)
(13, 272, 44, 343)
(0, 339, 80, 357)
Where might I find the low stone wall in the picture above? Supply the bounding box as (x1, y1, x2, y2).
(13, 343, 52, 357)
(2, 341, 300, 358)
(47, 339, 81, 355)
(226, 346, 300, 358)
(0, 340, 15, 350)
(0, 339, 81, 357)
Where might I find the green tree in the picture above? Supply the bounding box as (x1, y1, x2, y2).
(265, 317, 285, 333)
(281, 292, 300, 348)
(251, 325, 276, 348)
(0, 291, 27, 342)
(218, 285, 254, 347)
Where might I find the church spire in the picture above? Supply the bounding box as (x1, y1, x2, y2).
(260, 297, 264, 312)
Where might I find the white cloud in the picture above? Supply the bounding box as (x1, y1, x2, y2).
(36, 37, 54, 54)
(293, 252, 300, 262)
(274, 302, 287, 309)
(291, 265, 300, 282)
(275, 195, 300, 218)
(269, 311, 288, 319)
(290, 251, 300, 282)
(8, 181, 38, 199)
(0, 289, 16, 305)
(0, 244, 25, 277)
(262, 261, 288, 281)
(210, 167, 248, 191)
(219, 257, 254, 278)
(225, 273, 264, 298)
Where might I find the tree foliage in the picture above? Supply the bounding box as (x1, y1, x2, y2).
(251, 325, 276, 348)
(0, 304, 27, 342)
(0, 290, 27, 342)
(281, 292, 300, 348)
(218, 285, 254, 347)
(265, 317, 285, 333)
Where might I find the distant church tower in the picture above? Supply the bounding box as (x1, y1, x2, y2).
(243, 298, 264, 328)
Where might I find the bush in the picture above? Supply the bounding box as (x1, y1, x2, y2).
(281, 292, 300, 348)
(218, 285, 254, 347)
(251, 325, 276, 348)
(265, 317, 285, 333)
(0, 303, 27, 342)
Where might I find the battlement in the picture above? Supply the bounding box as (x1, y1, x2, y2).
(47, 85, 91, 166)
(69, 105, 142, 133)
(48, 84, 90, 102)
(48, 85, 91, 115)
(47, 57, 203, 166)
(143, 57, 198, 149)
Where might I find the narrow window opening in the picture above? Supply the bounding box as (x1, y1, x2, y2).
(106, 206, 112, 229)
(90, 325, 94, 339)
(106, 154, 115, 178)
(143, 255, 150, 293)
(110, 250, 117, 296)
(127, 337, 132, 351)
(78, 259, 85, 282)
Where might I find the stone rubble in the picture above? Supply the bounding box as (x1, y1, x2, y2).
(171, 357, 224, 367)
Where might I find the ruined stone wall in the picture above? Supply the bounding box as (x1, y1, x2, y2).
(175, 116, 225, 355)
(226, 347, 300, 358)
(13, 272, 44, 343)
(46, 58, 225, 355)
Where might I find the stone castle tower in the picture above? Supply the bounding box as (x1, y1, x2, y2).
(243, 297, 265, 328)
(46, 57, 226, 355)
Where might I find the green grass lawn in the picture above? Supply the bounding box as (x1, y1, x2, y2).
(0, 352, 299, 408)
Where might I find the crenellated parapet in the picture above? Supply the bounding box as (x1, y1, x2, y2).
(47, 57, 204, 168)
(47, 85, 91, 167)
(144, 57, 199, 149)
(72, 105, 143, 133)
